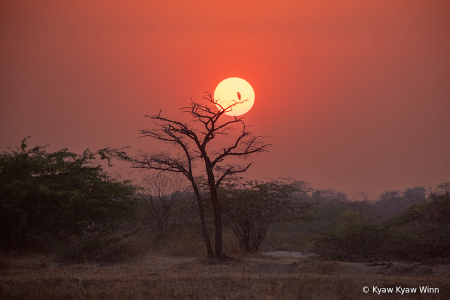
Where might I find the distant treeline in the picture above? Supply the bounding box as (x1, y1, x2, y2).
(1, 137, 448, 264)
(306, 184, 450, 263)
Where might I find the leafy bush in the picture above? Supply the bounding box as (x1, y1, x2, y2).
(0, 137, 139, 251)
(313, 183, 450, 263)
(313, 222, 387, 262)
(386, 186, 450, 261)
(335, 210, 367, 228)
(49, 227, 142, 263)
(219, 179, 312, 253)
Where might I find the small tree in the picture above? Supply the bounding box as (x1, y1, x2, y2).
(133, 93, 270, 258)
(375, 190, 403, 216)
(219, 179, 312, 253)
(0, 137, 138, 250)
(140, 172, 185, 230)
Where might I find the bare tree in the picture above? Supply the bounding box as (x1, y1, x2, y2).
(140, 172, 184, 230)
(132, 92, 271, 259)
(351, 191, 371, 202)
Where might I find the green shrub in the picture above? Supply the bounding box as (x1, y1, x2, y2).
(313, 184, 450, 263)
(386, 188, 450, 261)
(0, 137, 139, 251)
(313, 222, 387, 262)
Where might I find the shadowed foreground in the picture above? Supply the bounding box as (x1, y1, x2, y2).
(1, 254, 449, 299)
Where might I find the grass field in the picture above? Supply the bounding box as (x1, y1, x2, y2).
(1, 251, 450, 300)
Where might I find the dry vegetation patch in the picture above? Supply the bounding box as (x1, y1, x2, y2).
(1, 254, 450, 299)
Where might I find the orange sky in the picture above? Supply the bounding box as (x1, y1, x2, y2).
(1, 0, 449, 198)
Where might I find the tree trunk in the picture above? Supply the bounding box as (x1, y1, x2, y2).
(191, 181, 213, 258)
(206, 167, 222, 259)
(212, 191, 222, 258)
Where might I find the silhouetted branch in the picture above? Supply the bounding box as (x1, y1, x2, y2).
(215, 163, 253, 188)
(134, 92, 271, 259)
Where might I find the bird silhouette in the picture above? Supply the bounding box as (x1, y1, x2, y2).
(237, 92, 241, 101)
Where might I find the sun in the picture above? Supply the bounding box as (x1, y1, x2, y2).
(214, 78, 255, 116)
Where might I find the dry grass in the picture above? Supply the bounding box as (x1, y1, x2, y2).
(1, 226, 449, 299)
(1, 252, 450, 300)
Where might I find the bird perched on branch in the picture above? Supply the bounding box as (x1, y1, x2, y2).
(237, 92, 241, 101)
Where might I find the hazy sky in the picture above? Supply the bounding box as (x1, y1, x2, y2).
(1, 0, 449, 198)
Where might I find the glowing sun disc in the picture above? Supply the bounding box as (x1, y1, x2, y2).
(214, 78, 255, 116)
